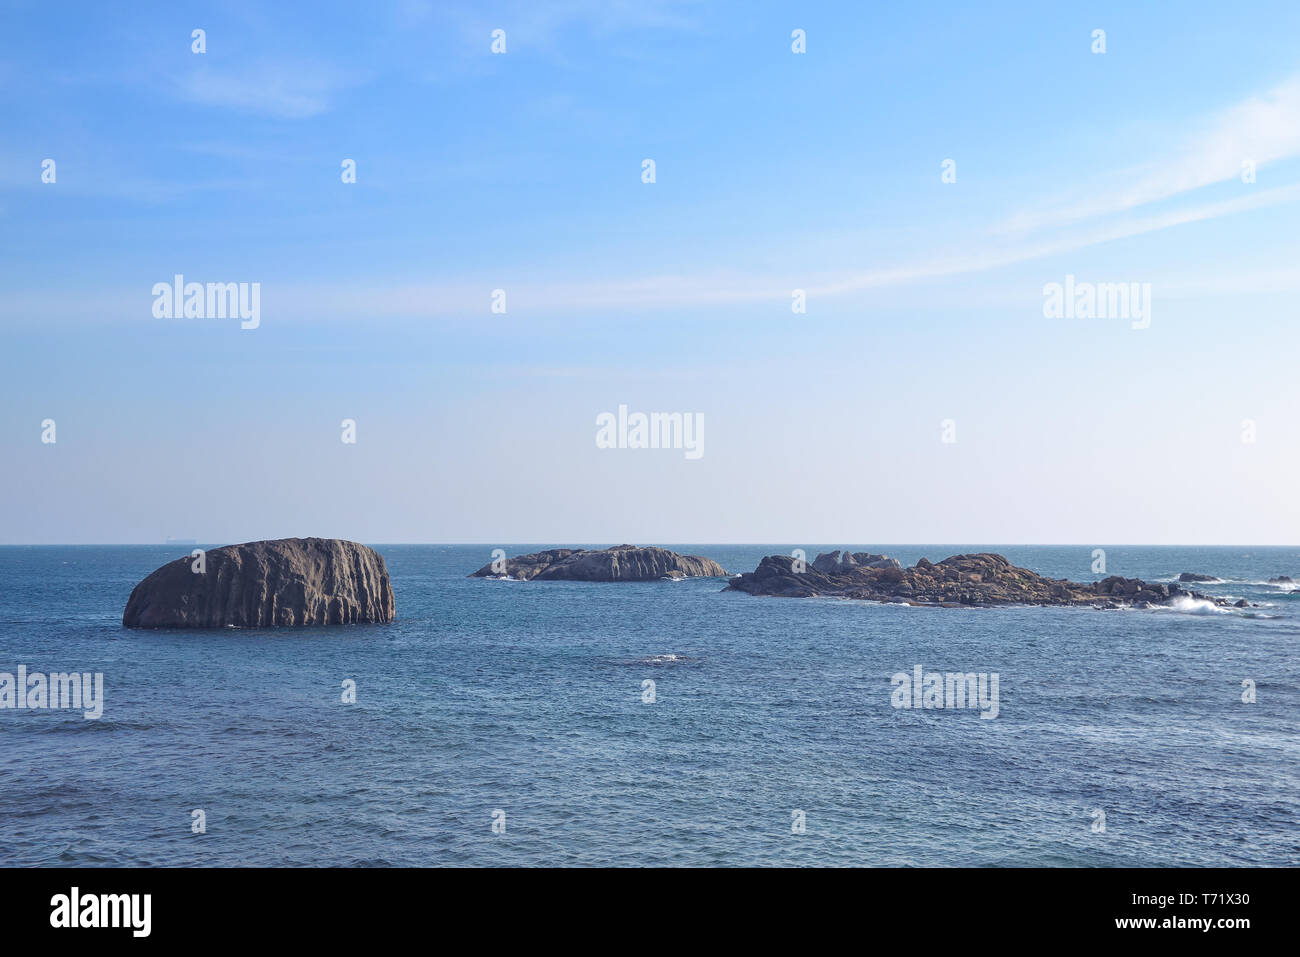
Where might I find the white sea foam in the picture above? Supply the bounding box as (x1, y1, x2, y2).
(1152, 576, 1299, 593)
(1162, 596, 1231, 615)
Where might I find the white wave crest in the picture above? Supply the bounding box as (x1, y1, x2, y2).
(1163, 596, 1231, 615)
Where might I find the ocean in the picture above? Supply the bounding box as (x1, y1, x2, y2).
(0, 544, 1296, 867)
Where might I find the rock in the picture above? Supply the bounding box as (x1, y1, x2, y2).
(1178, 572, 1219, 583)
(469, 545, 726, 581)
(725, 551, 1230, 609)
(811, 550, 899, 573)
(1268, 576, 1293, 584)
(811, 551, 844, 574)
(878, 565, 905, 584)
(123, 538, 395, 628)
(843, 551, 899, 568)
(1234, 598, 1250, 608)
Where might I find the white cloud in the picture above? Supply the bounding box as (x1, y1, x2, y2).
(813, 182, 1300, 298)
(259, 183, 1300, 318)
(179, 61, 361, 119)
(999, 74, 1300, 234)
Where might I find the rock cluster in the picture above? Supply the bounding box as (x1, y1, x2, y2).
(469, 545, 726, 581)
(725, 551, 1233, 608)
(123, 538, 395, 628)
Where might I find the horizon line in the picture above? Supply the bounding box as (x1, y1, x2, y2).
(2, 542, 1297, 549)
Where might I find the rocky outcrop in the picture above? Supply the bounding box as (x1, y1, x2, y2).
(123, 538, 395, 628)
(1178, 572, 1220, 583)
(811, 550, 902, 574)
(469, 545, 726, 581)
(1268, 576, 1293, 584)
(725, 551, 1232, 608)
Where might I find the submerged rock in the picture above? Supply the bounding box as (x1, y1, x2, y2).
(469, 545, 726, 581)
(726, 552, 1229, 609)
(123, 538, 395, 628)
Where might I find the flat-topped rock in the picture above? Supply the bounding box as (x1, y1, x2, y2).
(470, 545, 726, 581)
(726, 551, 1232, 608)
(123, 538, 395, 628)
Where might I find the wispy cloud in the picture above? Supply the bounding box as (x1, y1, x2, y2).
(10, 171, 1298, 325)
(814, 182, 1300, 298)
(260, 182, 1300, 318)
(190, 178, 1287, 324)
(998, 73, 1300, 234)
(12, 54, 1300, 323)
(179, 60, 362, 119)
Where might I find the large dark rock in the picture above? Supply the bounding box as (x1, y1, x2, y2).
(123, 538, 395, 628)
(469, 545, 726, 581)
(1178, 572, 1220, 583)
(726, 552, 1229, 609)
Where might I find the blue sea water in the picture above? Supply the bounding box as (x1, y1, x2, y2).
(0, 544, 1296, 867)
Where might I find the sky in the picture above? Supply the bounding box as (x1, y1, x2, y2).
(2, 0, 1299, 545)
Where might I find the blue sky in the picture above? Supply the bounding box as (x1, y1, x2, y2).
(3, 0, 1299, 544)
